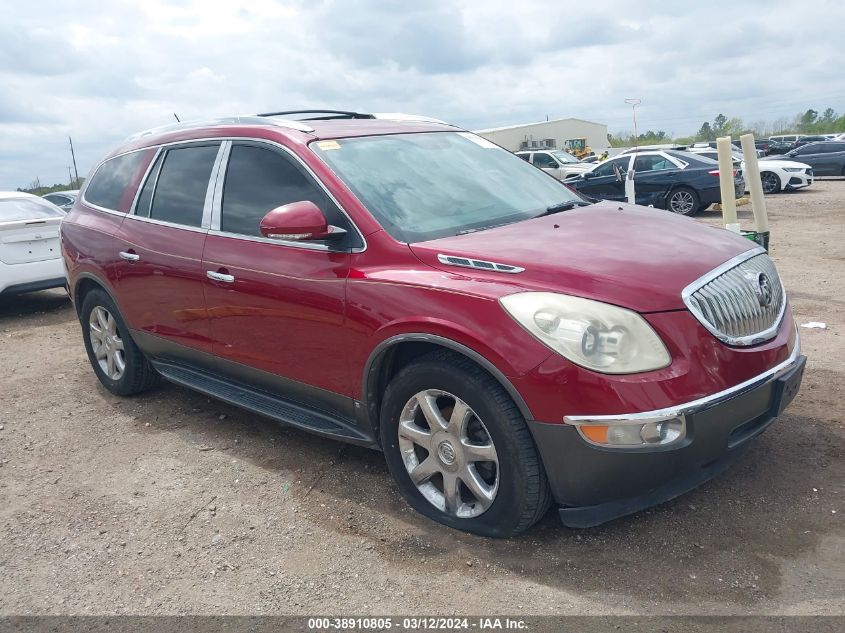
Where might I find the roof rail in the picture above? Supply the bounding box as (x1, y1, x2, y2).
(372, 112, 451, 125)
(125, 110, 454, 142)
(125, 116, 315, 142)
(257, 109, 453, 125)
(257, 109, 375, 120)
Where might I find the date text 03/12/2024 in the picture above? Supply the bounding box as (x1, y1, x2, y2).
(307, 616, 528, 630)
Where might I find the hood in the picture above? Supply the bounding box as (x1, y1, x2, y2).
(757, 159, 811, 169)
(409, 202, 757, 313)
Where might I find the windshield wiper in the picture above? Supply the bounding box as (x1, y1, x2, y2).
(536, 200, 590, 217)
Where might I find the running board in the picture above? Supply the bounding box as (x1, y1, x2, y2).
(152, 361, 376, 447)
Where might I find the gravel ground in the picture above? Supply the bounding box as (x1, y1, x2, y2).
(0, 179, 843, 616)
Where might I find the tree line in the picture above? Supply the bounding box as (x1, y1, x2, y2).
(609, 107, 845, 146)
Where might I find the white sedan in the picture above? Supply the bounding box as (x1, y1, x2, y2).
(0, 192, 66, 296)
(688, 148, 813, 194)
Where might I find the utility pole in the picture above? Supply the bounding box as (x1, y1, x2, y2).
(624, 98, 641, 147)
(68, 136, 80, 188)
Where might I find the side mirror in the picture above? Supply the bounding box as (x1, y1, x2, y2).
(548, 161, 559, 169)
(259, 201, 345, 241)
(582, 171, 594, 179)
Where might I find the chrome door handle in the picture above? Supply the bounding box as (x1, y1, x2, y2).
(207, 270, 235, 283)
(119, 251, 140, 261)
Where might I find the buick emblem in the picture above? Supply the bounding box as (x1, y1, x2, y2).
(754, 272, 773, 307)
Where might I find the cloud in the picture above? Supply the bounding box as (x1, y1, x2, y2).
(0, 0, 844, 188)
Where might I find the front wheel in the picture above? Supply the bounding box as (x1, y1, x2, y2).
(380, 351, 550, 537)
(666, 187, 700, 215)
(761, 171, 781, 194)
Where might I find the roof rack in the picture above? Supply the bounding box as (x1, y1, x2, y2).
(257, 109, 376, 120)
(125, 111, 453, 142)
(125, 116, 316, 141)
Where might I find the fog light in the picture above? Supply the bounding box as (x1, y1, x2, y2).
(576, 416, 686, 448)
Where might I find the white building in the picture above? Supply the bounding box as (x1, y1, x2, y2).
(475, 117, 608, 154)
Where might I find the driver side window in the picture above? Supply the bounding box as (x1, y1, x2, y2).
(219, 143, 358, 246)
(532, 153, 559, 169)
(592, 157, 628, 177)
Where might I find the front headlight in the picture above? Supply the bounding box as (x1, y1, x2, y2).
(783, 167, 804, 173)
(499, 292, 671, 374)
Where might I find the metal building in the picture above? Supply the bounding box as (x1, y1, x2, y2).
(474, 117, 608, 154)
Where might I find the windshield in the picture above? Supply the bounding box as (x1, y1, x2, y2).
(311, 132, 581, 243)
(552, 151, 580, 164)
(0, 198, 64, 222)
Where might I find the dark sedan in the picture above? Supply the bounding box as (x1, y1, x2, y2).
(790, 135, 829, 150)
(768, 142, 845, 176)
(565, 150, 744, 215)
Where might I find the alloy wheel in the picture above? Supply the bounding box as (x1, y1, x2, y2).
(89, 306, 126, 380)
(397, 389, 499, 518)
(761, 172, 780, 194)
(669, 190, 695, 214)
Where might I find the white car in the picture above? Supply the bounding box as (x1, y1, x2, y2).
(0, 192, 66, 296)
(687, 148, 813, 194)
(515, 150, 594, 180)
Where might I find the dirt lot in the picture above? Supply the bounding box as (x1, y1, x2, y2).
(1, 180, 843, 616)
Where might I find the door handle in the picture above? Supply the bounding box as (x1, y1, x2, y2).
(207, 270, 235, 283)
(119, 251, 140, 262)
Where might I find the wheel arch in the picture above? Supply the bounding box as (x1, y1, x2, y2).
(73, 273, 118, 317)
(361, 334, 534, 443)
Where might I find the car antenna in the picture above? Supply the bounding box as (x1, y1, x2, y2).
(173, 113, 181, 122)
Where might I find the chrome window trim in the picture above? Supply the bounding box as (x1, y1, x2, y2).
(121, 213, 210, 235)
(564, 327, 801, 426)
(209, 141, 232, 231)
(81, 135, 366, 252)
(202, 143, 229, 229)
(681, 246, 787, 347)
(208, 138, 367, 253)
(206, 229, 333, 252)
(128, 146, 163, 217)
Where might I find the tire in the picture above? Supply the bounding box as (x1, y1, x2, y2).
(666, 187, 700, 216)
(760, 171, 781, 194)
(79, 288, 159, 396)
(380, 350, 551, 538)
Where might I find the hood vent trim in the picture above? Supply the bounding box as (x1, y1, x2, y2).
(437, 254, 525, 274)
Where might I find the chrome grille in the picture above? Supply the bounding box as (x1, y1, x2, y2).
(682, 249, 785, 346)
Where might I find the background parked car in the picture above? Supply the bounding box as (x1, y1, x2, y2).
(567, 150, 744, 215)
(790, 135, 829, 150)
(41, 190, 79, 213)
(0, 192, 66, 296)
(770, 134, 805, 145)
(515, 150, 593, 180)
(766, 140, 793, 155)
(688, 148, 813, 194)
(768, 141, 845, 176)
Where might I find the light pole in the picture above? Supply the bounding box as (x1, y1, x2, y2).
(624, 98, 641, 147)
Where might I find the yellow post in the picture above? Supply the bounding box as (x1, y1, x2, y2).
(716, 136, 739, 232)
(739, 133, 770, 233)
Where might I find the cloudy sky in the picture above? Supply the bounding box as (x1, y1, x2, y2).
(2, 0, 844, 190)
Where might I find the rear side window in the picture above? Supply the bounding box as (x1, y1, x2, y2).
(220, 144, 329, 237)
(85, 151, 147, 211)
(146, 144, 220, 227)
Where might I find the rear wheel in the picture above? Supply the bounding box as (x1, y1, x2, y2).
(667, 187, 699, 215)
(761, 171, 781, 194)
(380, 351, 550, 537)
(80, 289, 159, 396)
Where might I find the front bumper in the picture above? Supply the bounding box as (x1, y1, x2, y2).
(784, 169, 813, 190)
(528, 342, 806, 528)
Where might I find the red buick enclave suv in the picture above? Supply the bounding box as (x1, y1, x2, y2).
(61, 110, 805, 537)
